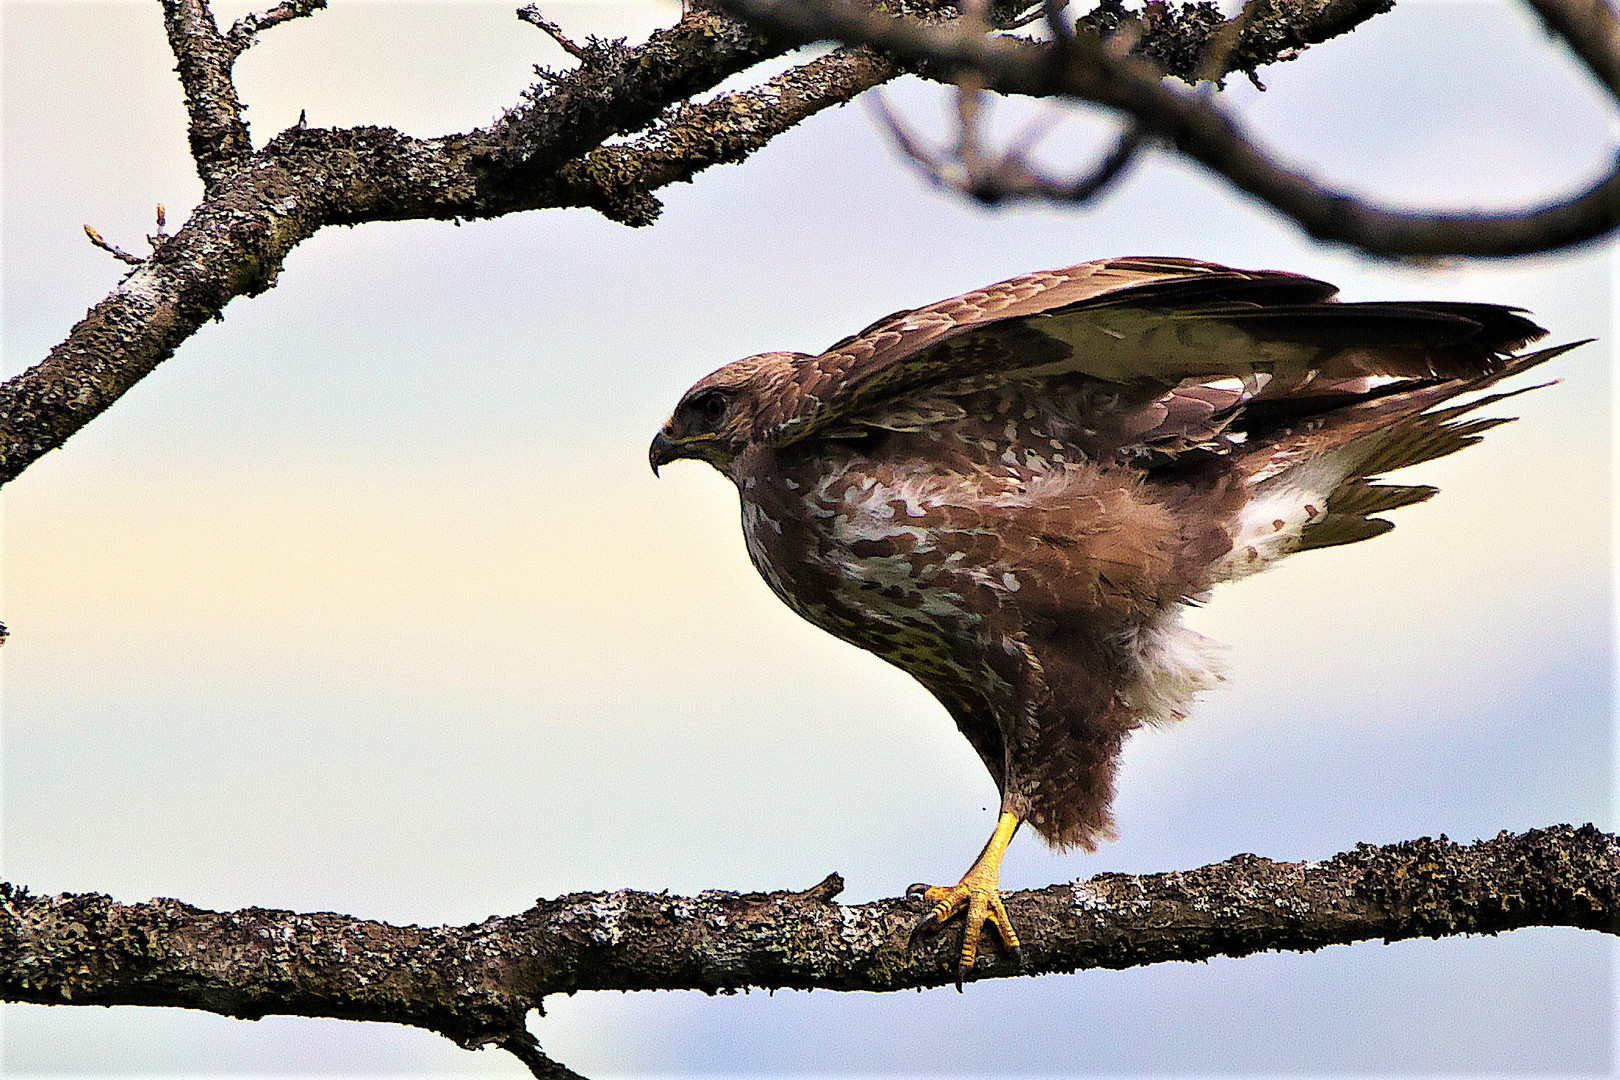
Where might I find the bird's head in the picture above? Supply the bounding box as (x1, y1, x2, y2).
(649, 351, 807, 477)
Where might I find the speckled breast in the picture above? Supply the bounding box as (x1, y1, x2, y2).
(731, 441, 1020, 708)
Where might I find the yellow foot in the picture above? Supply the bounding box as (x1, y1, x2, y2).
(907, 811, 1024, 991)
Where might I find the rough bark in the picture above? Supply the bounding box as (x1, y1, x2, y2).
(5, 826, 1615, 1077)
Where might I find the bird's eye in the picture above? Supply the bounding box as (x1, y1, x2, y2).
(692, 391, 729, 423)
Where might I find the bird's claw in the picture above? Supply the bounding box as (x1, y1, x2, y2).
(905, 880, 1021, 991)
(907, 908, 942, 948)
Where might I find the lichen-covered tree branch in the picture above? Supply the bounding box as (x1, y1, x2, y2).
(5, 827, 1616, 1079)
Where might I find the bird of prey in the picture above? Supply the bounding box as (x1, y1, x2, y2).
(648, 256, 1574, 987)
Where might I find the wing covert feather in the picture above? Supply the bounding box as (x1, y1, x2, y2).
(763, 257, 1545, 448)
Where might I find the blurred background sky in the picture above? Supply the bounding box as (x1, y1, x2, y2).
(1, 0, 1614, 1075)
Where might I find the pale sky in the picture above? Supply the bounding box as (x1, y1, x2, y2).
(2, 0, 1614, 1075)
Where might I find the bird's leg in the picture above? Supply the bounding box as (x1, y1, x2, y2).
(907, 810, 1022, 990)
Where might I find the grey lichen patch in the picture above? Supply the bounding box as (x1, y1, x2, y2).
(579, 891, 632, 946)
(1345, 825, 1619, 940)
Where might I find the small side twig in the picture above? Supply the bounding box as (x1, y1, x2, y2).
(1193, 0, 1272, 88)
(869, 87, 1144, 206)
(517, 4, 589, 60)
(82, 225, 146, 267)
(225, 0, 329, 56)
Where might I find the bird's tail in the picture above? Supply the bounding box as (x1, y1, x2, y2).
(1212, 341, 1582, 581)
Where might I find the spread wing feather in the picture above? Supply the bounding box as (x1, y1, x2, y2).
(763, 257, 1546, 447)
(1236, 342, 1580, 553)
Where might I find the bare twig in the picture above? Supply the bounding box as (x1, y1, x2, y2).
(869, 76, 1145, 205)
(146, 203, 169, 248)
(499, 1033, 590, 1080)
(518, 3, 590, 60)
(1035, 122, 1144, 201)
(3, 827, 1614, 1078)
(82, 225, 146, 267)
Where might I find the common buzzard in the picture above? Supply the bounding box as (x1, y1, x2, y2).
(649, 257, 1574, 987)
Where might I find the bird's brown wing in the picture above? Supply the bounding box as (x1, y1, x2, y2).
(759, 257, 1546, 448)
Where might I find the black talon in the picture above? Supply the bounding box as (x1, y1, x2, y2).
(908, 911, 941, 946)
(1008, 942, 1025, 971)
(955, 960, 968, 993)
(906, 882, 930, 899)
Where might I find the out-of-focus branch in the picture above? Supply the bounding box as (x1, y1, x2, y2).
(869, 80, 1148, 205)
(720, 0, 1620, 257)
(1524, 0, 1620, 98)
(4, 827, 1615, 1080)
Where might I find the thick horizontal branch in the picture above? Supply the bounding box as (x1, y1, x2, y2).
(4, 826, 1614, 1068)
(720, 0, 1620, 256)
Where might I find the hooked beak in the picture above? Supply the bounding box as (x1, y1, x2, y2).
(648, 430, 678, 476)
